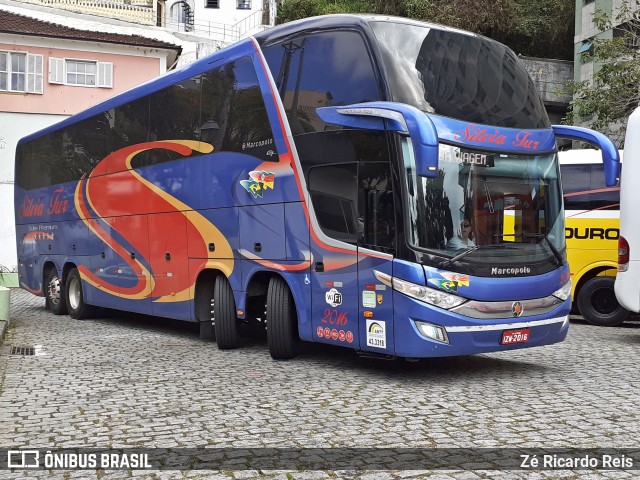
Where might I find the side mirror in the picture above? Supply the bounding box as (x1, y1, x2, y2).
(317, 102, 440, 177)
(552, 125, 621, 187)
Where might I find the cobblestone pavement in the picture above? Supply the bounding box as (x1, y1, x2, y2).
(0, 289, 639, 479)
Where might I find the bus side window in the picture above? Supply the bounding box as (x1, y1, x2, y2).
(308, 163, 358, 244)
(107, 97, 149, 157)
(561, 163, 620, 211)
(147, 76, 203, 166)
(200, 57, 277, 162)
(561, 163, 591, 211)
(269, 31, 382, 135)
(589, 163, 620, 211)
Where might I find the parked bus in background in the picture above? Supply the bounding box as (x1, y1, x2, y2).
(559, 149, 629, 326)
(15, 15, 620, 360)
(616, 106, 640, 311)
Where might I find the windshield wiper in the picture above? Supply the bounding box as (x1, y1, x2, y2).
(522, 233, 564, 267)
(493, 233, 564, 266)
(439, 245, 480, 268)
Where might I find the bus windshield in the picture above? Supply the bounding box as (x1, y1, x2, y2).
(370, 21, 550, 129)
(402, 141, 566, 269)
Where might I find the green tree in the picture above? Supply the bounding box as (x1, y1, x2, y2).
(276, 0, 575, 60)
(564, 3, 640, 147)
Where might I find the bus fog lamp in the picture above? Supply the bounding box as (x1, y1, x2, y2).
(552, 280, 572, 301)
(392, 277, 466, 309)
(415, 321, 449, 343)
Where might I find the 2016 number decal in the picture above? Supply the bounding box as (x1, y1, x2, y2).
(321, 309, 348, 326)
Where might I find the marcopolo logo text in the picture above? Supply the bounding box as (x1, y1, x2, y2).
(491, 267, 531, 275)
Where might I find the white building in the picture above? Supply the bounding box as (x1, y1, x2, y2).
(165, 0, 273, 45)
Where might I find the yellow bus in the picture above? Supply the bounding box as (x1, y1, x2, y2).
(559, 149, 629, 326)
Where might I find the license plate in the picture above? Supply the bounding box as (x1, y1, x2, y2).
(501, 328, 530, 345)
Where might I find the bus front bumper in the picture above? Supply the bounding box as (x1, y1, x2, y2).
(392, 293, 571, 358)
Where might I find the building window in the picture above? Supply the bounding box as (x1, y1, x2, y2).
(66, 60, 96, 86)
(578, 40, 594, 62)
(237, 0, 251, 9)
(0, 51, 43, 94)
(49, 58, 113, 88)
(206, 0, 219, 8)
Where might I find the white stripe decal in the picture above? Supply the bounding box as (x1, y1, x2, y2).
(445, 315, 568, 333)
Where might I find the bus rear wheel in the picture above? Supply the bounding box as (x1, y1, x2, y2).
(266, 276, 298, 360)
(65, 268, 96, 320)
(577, 276, 629, 327)
(214, 276, 239, 349)
(45, 267, 68, 316)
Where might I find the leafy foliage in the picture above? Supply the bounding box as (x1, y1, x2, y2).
(564, 2, 640, 147)
(276, 0, 575, 60)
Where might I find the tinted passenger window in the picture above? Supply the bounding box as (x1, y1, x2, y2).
(561, 163, 620, 211)
(201, 56, 277, 161)
(61, 114, 110, 177)
(308, 163, 358, 243)
(263, 31, 382, 134)
(297, 130, 394, 249)
(108, 97, 149, 156)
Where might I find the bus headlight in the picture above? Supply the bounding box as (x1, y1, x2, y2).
(552, 280, 572, 301)
(392, 277, 466, 309)
(414, 320, 450, 344)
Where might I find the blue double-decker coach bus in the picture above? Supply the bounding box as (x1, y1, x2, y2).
(15, 15, 620, 359)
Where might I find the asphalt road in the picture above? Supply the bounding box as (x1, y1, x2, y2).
(1, 289, 639, 479)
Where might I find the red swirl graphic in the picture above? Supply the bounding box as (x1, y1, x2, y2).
(75, 140, 233, 302)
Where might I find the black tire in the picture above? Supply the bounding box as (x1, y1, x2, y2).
(214, 276, 239, 349)
(196, 281, 216, 342)
(266, 276, 298, 360)
(577, 276, 629, 327)
(65, 268, 96, 320)
(44, 268, 67, 315)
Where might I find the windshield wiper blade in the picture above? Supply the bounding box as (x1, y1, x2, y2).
(522, 233, 564, 266)
(439, 245, 480, 268)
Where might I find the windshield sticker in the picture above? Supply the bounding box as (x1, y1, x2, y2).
(362, 291, 376, 308)
(441, 272, 470, 287)
(366, 320, 386, 349)
(240, 170, 275, 198)
(377, 294, 383, 305)
(428, 271, 470, 293)
(428, 279, 458, 293)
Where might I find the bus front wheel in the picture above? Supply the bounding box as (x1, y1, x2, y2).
(65, 268, 96, 320)
(577, 276, 629, 327)
(214, 276, 239, 349)
(196, 281, 216, 342)
(266, 276, 298, 360)
(45, 267, 68, 316)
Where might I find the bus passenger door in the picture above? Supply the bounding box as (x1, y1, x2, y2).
(356, 152, 396, 356)
(307, 161, 361, 349)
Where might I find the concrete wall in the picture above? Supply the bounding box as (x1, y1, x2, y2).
(521, 56, 573, 123)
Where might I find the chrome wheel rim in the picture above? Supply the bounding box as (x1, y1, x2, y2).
(47, 276, 61, 305)
(68, 277, 81, 310)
